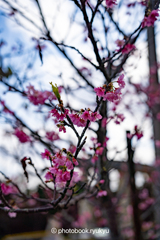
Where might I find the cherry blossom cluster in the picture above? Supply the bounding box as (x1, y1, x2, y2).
(50, 108, 69, 133)
(142, 9, 159, 28)
(41, 149, 79, 186)
(50, 107, 102, 131)
(94, 74, 125, 103)
(26, 84, 62, 105)
(68, 109, 102, 127)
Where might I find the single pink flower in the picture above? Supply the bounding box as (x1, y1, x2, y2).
(66, 160, 74, 170)
(81, 110, 91, 120)
(90, 112, 102, 121)
(45, 171, 54, 181)
(61, 171, 70, 181)
(41, 149, 51, 160)
(68, 113, 80, 125)
(94, 87, 105, 97)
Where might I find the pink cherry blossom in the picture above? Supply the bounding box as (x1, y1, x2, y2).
(134, 125, 143, 140)
(72, 157, 79, 166)
(58, 124, 66, 133)
(14, 128, 31, 143)
(26, 84, 62, 105)
(121, 44, 136, 54)
(46, 131, 59, 141)
(44, 149, 80, 185)
(45, 171, 54, 181)
(50, 108, 66, 121)
(94, 87, 105, 97)
(142, 10, 159, 28)
(139, 0, 148, 6)
(80, 110, 91, 120)
(68, 113, 80, 125)
(41, 149, 51, 160)
(114, 113, 125, 124)
(66, 160, 74, 170)
(116, 40, 135, 54)
(90, 112, 102, 121)
(103, 90, 121, 102)
(105, 0, 117, 8)
(1, 183, 14, 195)
(61, 171, 70, 181)
(26, 84, 46, 105)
